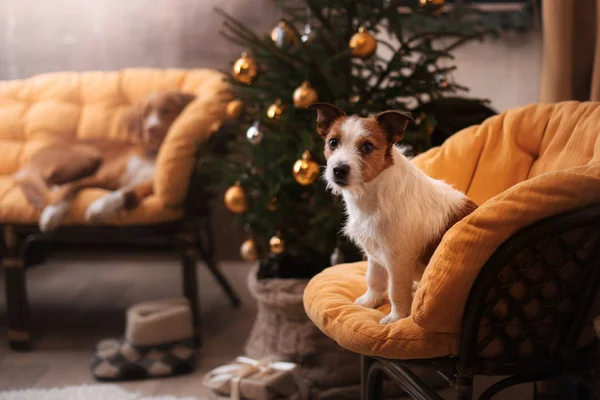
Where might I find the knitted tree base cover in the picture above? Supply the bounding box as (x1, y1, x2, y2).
(244, 267, 360, 397)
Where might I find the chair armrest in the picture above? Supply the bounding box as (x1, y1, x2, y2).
(154, 71, 230, 207)
(411, 162, 600, 334)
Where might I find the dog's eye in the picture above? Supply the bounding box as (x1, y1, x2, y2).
(328, 138, 339, 149)
(361, 142, 374, 154)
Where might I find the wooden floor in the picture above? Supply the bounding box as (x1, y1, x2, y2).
(0, 252, 256, 398)
(0, 251, 534, 399)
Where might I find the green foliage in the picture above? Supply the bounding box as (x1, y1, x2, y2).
(207, 0, 532, 267)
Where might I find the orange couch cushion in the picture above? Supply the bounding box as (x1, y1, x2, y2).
(304, 102, 600, 359)
(0, 68, 229, 225)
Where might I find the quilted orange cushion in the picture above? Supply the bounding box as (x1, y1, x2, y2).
(0, 68, 229, 225)
(304, 102, 600, 359)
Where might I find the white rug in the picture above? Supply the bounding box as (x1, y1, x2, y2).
(0, 384, 206, 400)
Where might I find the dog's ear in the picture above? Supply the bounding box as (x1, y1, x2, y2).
(168, 92, 196, 111)
(308, 102, 346, 137)
(375, 110, 413, 143)
(123, 101, 145, 143)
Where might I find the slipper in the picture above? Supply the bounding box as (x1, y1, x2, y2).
(91, 297, 196, 381)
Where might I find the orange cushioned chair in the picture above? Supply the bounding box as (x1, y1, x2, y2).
(0, 69, 240, 351)
(303, 101, 600, 399)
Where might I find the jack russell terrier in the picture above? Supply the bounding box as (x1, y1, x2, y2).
(310, 103, 477, 324)
(14, 91, 195, 232)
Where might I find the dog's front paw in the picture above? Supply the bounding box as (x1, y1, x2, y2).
(354, 291, 385, 309)
(379, 311, 408, 325)
(39, 202, 71, 232)
(85, 192, 125, 224)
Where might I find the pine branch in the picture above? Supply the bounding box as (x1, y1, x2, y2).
(406, 31, 475, 46)
(376, 37, 397, 53)
(361, 45, 407, 103)
(217, 8, 307, 68)
(303, 0, 338, 54)
(444, 31, 487, 52)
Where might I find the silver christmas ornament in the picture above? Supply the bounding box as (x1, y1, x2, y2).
(330, 247, 344, 266)
(246, 121, 263, 145)
(301, 24, 314, 43)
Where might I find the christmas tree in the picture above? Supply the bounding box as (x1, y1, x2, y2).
(210, 0, 533, 278)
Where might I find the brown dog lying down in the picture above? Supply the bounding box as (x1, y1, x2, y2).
(13, 91, 195, 232)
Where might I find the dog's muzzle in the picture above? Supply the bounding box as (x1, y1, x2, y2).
(332, 164, 350, 186)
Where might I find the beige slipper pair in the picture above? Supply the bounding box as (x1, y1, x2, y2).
(91, 297, 196, 381)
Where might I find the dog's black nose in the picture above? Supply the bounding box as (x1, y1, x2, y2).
(333, 164, 350, 183)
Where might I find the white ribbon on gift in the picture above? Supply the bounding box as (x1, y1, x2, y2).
(203, 356, 308, 400)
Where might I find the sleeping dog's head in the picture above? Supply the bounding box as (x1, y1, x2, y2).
(310, 103, 412, 195)
(125, 91, 195, 155)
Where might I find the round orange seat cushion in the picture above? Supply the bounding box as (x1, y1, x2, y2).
(304, 262, 459, 359)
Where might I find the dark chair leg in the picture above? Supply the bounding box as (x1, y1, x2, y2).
(2, 226, 31, 351)
(456, 367, 474, 400)
(178, 228, 201, 346)
(363, 356, 384, 400)
(362, 356, 377, 400)
(197, 217, 241, 307)
(181, 248, 201, 346)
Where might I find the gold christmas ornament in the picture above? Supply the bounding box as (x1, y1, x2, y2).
(419, 0, 445, 6)
(292, 150, 320, 185)
(267, 196, 279, 211)
(269, 233, 285, 255)
(224, 182, 248, 213)
(349, 26, 377, 59)
(226, 100, 244, 119)
(232, 52, 258, 85)
(271, 20, 297, 48)
(240, 238, 258, 262)
(266, 99, 285, 120)
(419, 0, 445, 14)
(293, 81, 319, 108)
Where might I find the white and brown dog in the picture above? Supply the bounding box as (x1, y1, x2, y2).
(310, 103, 477, 324)
(14, 91, 195, 232)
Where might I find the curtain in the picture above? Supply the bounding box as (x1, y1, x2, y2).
(539, 0, 600, 102)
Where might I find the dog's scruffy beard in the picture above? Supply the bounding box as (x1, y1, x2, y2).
(322, 171, 367, 199)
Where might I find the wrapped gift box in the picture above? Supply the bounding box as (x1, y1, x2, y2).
(203, 357, 307, 400)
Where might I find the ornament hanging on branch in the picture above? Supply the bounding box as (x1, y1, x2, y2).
(419, 0, 445, 14)
(293, 81, 318, 108)
(240, 238, 258, 262)
(301, 23, 315, 43)
(267, 196, 279, 211)
(301, 6, 314, 43)
(246, 121, 263, 144)
(266, 99, 285, 120)
(271, 20, 297, 48)
(292, 150, 320, 185)
(226, 100, 244, 120)
(349, 26, 377, 59)
(232, 52, 258, 85)
(419, 0, 445, 6)
(435, 73, 449, 88)
(269, 233, 285, 255)
(224, 181, 248, 214)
